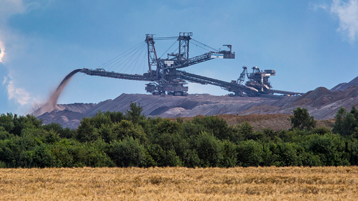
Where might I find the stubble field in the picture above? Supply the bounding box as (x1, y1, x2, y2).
(1, 166, 357, 200)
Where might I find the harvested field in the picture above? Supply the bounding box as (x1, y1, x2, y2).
(1, 167, 357, 200)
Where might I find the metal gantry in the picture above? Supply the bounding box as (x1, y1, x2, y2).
(80, 32, 303, 97)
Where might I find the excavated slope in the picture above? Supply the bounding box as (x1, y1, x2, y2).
(36, 85, 358, 129)
(331, 76, 358, 91)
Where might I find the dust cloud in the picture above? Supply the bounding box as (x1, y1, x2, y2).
(34, 69, 82, 116)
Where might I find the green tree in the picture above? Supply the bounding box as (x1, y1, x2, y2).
(96, 124, 116, 143)
(275, 142, 299, 166)
(194, 132, 222, 167)
(221, 140, 237, 167)
(333, 106, 358, 137)
(104, 111, 125, 123)
(332, 107, 347, 135)
(108, 137, 147, 167)
(42, 122, 75, 139)
(76, 118, 100, 142)
(290, 107, 316, 131)
(309, 134, 350, 166)
(192, 116, 232, 141)
(125, 101, 144, 124)
(154, 133, 189, 162)
(0, 113, 14, 133)
(237, 140, 263, 167)
(111, 120, 147, 143)
(235, 121, 255, 142)
(31, 144, 56, 168)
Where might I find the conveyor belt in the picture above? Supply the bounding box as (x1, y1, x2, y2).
(80, 69, 150, 81)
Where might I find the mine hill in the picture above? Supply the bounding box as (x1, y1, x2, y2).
(33, 76, 358, 129)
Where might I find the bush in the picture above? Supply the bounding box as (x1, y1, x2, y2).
(237, 140, 263, 167)
(195, 132, 222, 167)
(192, 116, 233, 141)
(112, 120, 147, 143)
(125, 102, 144, 124)
(308, 134, 350, 166)
(221, 140, 237, 167)
(108, 137, 146, 167)
(275, 142, 299, 166)
(290, 107, 316, 131)
(145, 144, 182, 167)
(76, 118, 100, 142)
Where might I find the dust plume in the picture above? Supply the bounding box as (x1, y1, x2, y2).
(34, 69, 82, 116)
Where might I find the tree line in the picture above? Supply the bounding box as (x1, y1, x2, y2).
(1, 102, 358, 168)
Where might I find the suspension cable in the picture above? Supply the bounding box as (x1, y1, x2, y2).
(99, 41, 145, 69)
(191, 39, 219, 52)
(122, 43, 146, 73)
(190, 40, 214, 52)
(109, 43, 146, 72)
(159, 40, 177, 59)
(104, 42, 146, 71)
(130, 45, 146, 74)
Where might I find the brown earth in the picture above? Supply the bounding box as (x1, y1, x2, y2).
(171, 113, 334, 131)
(34, 76, 358, 129)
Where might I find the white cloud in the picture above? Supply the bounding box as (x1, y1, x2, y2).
(0, 40, 4, 63)
(0, 0, 43, 110)
(0, 0, 25, 25)
(3, 75, 33, 106)
(2, 76, 7, 85)
(331, 0, 358, 42)
(310, 3, 329, 11)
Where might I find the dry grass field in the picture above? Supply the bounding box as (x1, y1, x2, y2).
(1, 167, 358, 200)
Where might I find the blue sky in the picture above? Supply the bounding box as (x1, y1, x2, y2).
(1, 0, 358, 114)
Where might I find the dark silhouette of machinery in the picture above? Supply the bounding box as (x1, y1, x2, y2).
(79, 32, 303, 97)
(234, 66, 276, 95)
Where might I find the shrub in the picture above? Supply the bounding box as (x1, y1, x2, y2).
(108, 137, 146, 167)
(195, 132, 222, 167)
(237, 140, 263, 167)
(290, 107, 316, 131)
(221, 140, 237, 167)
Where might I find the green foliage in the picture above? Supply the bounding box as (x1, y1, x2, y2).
(76, 118, 100, 142)
(221, 140, 237, 167)
(192, 116, 232, 140)
(1, 103, 358, 168)
(0, 127, 13, 140)
(195, 132, 222, 167)
(311, 126, 331, 135)
(308, 134, 350, 166)
(237, 140, 263, 167)
(108, 137, 146, 167)
(333, 106, 358, 137)
(104, 111, 125, 123)
(0, 113, 15, 133)
(112, 120, 147, 143)
(43, 122, 75, 139)
(151, 118, 181, 137)
(290, 107, 316, 131)
(275, 142, 299, 166)
(125, 101, 144, 124)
